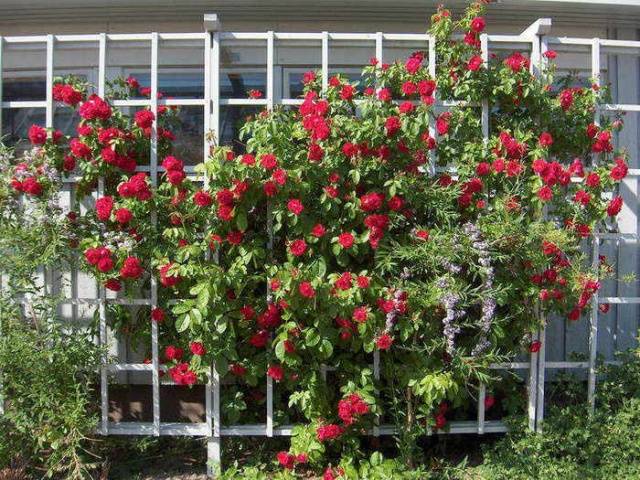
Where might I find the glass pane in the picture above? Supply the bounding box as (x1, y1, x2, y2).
(219, 105, 261, 151)
(220, 38, 266, 99)
(2, 42, 47, 101)
(2, 107, 45, 148)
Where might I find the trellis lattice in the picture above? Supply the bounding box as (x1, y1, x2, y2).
(1, 15, 640, 477)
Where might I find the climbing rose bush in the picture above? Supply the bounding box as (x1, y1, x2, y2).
(1, 0, 630, 475)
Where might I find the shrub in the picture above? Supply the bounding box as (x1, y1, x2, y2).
(0, 0, 632, 475)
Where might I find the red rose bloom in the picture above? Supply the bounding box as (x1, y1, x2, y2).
(467, 55, 483, 71)
(259, 153, 278, 170)
(193, 190, 213, 207)
(114, 208, 132, 224)
(607, 196, 623, 216)
(299, 282, 316, 298)
(529, 340, 542, 353)
(95, 196, 114, 221)
(165, 345, 184, 361)
(353, 306, 368, 323)
(360, 192, 384, 212)
(338, 232, 354, 249)
(311, 223, 326, 238)
(159, 263, 181, 288)
(276, 451, 295, 470)
(104, 278, 122, 291)
(190, 341, 206, 356)
(28, 124, 47, 145)
(120, 256, 143, 279)
(538, 132, 553, 147)
(316, 424, 343, 442)
(287, 199, 304, 216)
(537, 185, 553, 202)
(470, 16, 486, 33)
(227, 230, 244, 245)
(70, 138, 91, 158)
(151, 307, 165, 322)
(134, 109, 155, 129)
(376, 333, 393, 350)
(289, 239, 307, 257)
(335, 272, 353, 290)
(267, 364, 284, 382)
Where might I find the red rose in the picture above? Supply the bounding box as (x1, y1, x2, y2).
(585, 172, 600, 188)
(193, 190, 213, 207)
(543, 50, 557, 59)
(104, 278, 122, 291)
(537, 185, 553, 202)
(470, 16, 486, 33)
(241, 154, 256, 166)
(335, 272, 353, 290)
(95, 196, 114, 221)
(316, 424, 343, 442)
(504, 52, 530, 72)
(401, 81, 417, 96)
(114, 208, 133, 224)
(529, 340, 542, 353)
(162, 155, 184, 171)
(165, 345, 184, 361)
(272, 168, 287, 185)
(259, 153, 278, 170)
(436, 112, 450, 136)
(299, 282, 316, 298)
(352, 306, 368, 323)
(249, 330, 269, 348)
(356, 276, 370, 288)
(385, 116, 401, 136)
(227, 230, 244, 245)
(120, 256, 143, 279)
(263, 181, 277, 197)
(308, 142, 324, 161)
(289, 239, 307, 257)
(338, 232, 354, 249)
(376, 333, 393, 350)
(607, 196, 623, 216)
(167, 169, 186, 186)
(467, 55, 483, 72)
(340, 84, 355, 100)
(287, 199, 304, 216)
(28, 124, 47, 145)
(134, 109, 155, 129)
(70, 138, 91, 158)
(418, 79, 436, 97)
(567, 307, 581, 321)
(276, 451, 295, 470)
(610, 158, 628, 181)
(79, 95, 112, 120)
(230, 363, 247, 376)
(538, 132, 553, 147)
(267, 364, 284, 382)
(151, 307, 165, 322)
(190, 341, 206, 356)
(21, 177, 43, 196)
(311, 223, 326, 238)
(377, 88, 392, 102)
(405, 55, 422, 75)
(387, 195, 404, 211)
(159, 263, 181, 287)
(360, 192, 384, 212)
(97, 256, 114, 273)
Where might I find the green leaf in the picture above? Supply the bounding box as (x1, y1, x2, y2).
(305, 328, 321, 347)
(175, 313, 191, 333)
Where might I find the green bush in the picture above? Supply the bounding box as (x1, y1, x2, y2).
(0, 315, 103, 479)
(474, 348, 640, 480)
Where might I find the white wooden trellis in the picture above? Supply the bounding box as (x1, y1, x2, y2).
(0, 16, 639, 478)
